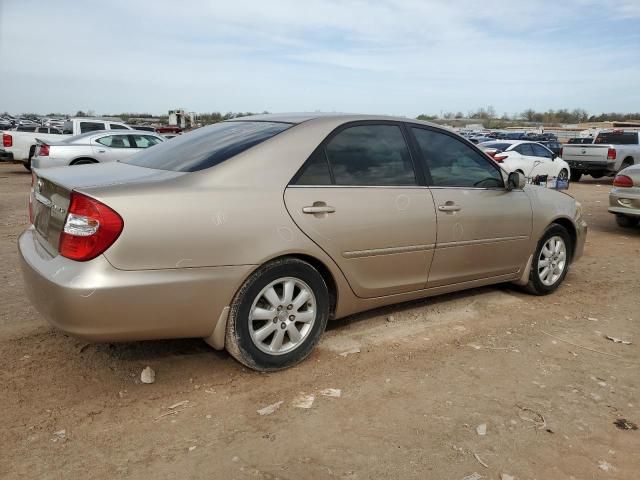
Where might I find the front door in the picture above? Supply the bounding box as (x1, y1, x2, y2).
(284, 123, 437, 298)
(409, 126, 533, 287)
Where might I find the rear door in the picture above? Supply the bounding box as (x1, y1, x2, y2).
(92, 134, 136, 162)
(284, 122, 437, 298)
(529, 143, 556, 177)
(409, 126, 532, 287)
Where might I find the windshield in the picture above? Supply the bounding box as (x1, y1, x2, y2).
(123, 121, 292, 172)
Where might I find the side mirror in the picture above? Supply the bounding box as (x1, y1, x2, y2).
(507, 171, 526, 191)
(551, 153, 558, 160)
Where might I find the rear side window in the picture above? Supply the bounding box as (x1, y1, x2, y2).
(531, 143, 552, 158)
(80, 122, 106, 133)
(514, 143, 534, 156)
(324, 125, 416, 186)
(295, 150, 333, 185)
(124, 121, 291, 172)
(109, 123, 129, 130)
(412, 127, 504, 188)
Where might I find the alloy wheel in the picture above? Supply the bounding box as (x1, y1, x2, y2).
(537, 235, 567, 286)
(248, 277, 317, 355)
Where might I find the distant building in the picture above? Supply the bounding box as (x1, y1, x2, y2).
(168, 109, 196, 129)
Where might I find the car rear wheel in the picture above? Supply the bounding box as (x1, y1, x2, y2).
(570, 171, 582, 182)
(590, 172, 605, 179)
(615, 214, 639, 228)
(225, 258, 329, 371)
(619, 158, 634, 173)
(524, 224, 572, 295)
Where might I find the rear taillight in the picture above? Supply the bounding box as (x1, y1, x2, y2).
(493, 154, 508, 163)
(38, 144, 49, 156)
(607, 148, 616, 160)
(613, 174, 633, 188)
(29, 172, 35, 224)
(2, 133, 12, 148)
(59, 191, 123, 261)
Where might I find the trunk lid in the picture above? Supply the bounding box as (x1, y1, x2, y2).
(32, 162, 185, 256)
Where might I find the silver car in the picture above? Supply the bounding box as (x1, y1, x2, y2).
(31, 130, 165, 168)
(609, 164, 640, 227)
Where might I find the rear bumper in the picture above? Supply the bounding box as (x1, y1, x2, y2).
(0, 149, 14, 162)
(566, 160, 615, 172)
(18, 228, 253, 343)
(609, 190, 640, 217)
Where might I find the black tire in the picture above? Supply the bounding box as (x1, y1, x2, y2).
(619, 158, 634, 173)
(71, 159, 97, 166)
(225, 258, 330, 371)
(524, 224, 572, 296)
(558, 168, 569, 182)
(22, 160, 31, 171)
(590, 172, 604, 179)
(615, 215, 639, 228)
(570, 171, 582, 182)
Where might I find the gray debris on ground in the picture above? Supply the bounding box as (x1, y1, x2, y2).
(257, 401, 283, 416)
(140, 366, 155, 384)
(476, 423, 487, 436)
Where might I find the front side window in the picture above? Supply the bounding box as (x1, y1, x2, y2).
(412, 127, 504, 188)
(124, 121, 291, 172)
(80, 122, 106, 133)
(97, 135, 131, 148)
(531, 143, 552, 158)
(324, 125, 416, 186)
(132, 135, 162, 148)
(514, 143, 534, 156)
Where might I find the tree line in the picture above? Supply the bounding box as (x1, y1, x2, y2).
(417, 107, 640, 126)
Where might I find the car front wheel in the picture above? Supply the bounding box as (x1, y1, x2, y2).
(615, 215, 639, 228)
(525, 224, 572, 295)
(225, 258, 330, 371)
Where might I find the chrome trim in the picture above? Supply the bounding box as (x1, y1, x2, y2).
(437, 235, 529, 249)
(343, 244, 435, 259)
(34, 192, 52, 207)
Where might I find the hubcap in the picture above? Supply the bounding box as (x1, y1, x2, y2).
(538, 235, 567, 286)
(248, 277, 317, 355)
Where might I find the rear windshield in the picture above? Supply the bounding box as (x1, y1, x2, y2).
(594, 132, 638, 145)
(480, 142, 511, 151)
(124, 121, 291, 172)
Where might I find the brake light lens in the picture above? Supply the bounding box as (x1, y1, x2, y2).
(493, 154, 508, 163)
(38, 144, 50, 156)
(607, 148, 616, 160)
(613, 174, 633, 188)
(2, 133, 12, 148)
(59, 191, 123, 261)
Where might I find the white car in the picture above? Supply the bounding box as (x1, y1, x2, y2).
(479, 140, 570, 184)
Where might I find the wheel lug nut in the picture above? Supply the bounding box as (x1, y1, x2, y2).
(273, 318, 278, 323)
(277, 305, 283, 311)
(280, 322, 286, 329)
(287, 304, 293, 310)
(289, 315, 295, 321)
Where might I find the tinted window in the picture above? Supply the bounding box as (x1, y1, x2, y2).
(514, 143, 535, 156)
(80, 122, 106, 133)
(132, 135, 162, 148)
(124, 121, 290, 172)
(412, 127, 504, 188)
(109, 123, 129, 130)
(97, 135, 131, 148)
(594, 132, 638, 145)
(531, 143, 552, 158)
(295, 150, 332, 185)
(324, 125, 416, 186)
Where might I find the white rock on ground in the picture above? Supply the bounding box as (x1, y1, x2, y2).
(140, 366, 155, 384)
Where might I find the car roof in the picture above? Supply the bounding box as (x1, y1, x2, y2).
(231, 112, 444, 129)
(479, 140, 542, 147)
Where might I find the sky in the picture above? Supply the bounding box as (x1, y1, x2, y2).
(1, 0, 639, 117)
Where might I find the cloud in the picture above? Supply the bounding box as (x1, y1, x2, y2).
(1, 0, 639, 115)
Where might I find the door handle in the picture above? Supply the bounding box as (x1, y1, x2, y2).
(97, 149, 105, 153)
(302, 205, 336, 214)
(438, 204, 461, 212)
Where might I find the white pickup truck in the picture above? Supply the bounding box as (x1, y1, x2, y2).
(561, 130, 639, 182)
(1, 118, 132, 170)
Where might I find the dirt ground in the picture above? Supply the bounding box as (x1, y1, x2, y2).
(1, 162, 639, 480)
